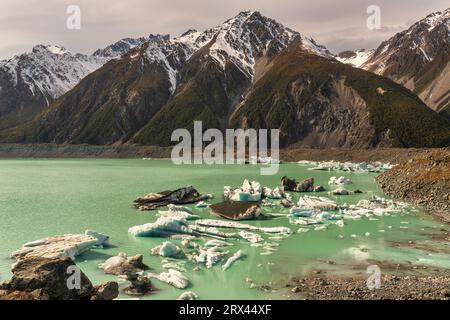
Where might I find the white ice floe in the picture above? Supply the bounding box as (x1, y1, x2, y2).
(151, 241, 183, 258)
(224, 179, 262, 202)
(328, 176, 352, 186)
(149, 269, 190, 289)
(238, 231, 263, 243)
(222, 250, 244, 271)
(328, 187, 350, 196)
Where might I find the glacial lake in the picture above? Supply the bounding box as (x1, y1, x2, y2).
(0, 159, 449, 300)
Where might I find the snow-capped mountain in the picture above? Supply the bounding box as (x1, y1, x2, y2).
(0, 36, 164, 130)
(336, 49, 374, 68)
(1, 11, 448, 149)
(361, 8, 450, 112)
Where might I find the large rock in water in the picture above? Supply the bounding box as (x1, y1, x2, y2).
(281, 176, 316, 192)
(99, 253, 149, 275)
(0, 257, 118, 300)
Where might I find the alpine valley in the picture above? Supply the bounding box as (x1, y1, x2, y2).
(0, 10, 449, 148)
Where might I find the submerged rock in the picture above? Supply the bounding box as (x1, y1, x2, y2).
(11, 234, 102, 260)
(99, 253, 149, 275)
(209, 201, 261, 220)
(0, 257, 118, 300)
(123, 273, 153, 296)
(133, 186, 208, 211)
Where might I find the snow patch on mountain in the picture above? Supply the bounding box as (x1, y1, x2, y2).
(336, 49, 374, 67)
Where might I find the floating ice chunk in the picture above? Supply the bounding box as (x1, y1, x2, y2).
(129, 217, 192, 237)
(314, 225, 327, 231)
(335, 220, 345, 228)
(224, 179, 262, 202)
(365, 232, 371, 237)
(263, 186, 286, 199)
(195, 219, 291, 234)
(158, 210, 200, 220)
(84, 230, 110, 246)
(194, 247, 228, 268)
(297, 195, 338, 210)
(290, 207, 316, 217)
(161, 261, 187, 272)
(328, 176, 352, 186)
(151, 241, 183, 258)
(328, 188, 350, 196)
(178, 291, 198, 300)
(204, 239, 231, 248)
(222, 250, 243, 271)
(150, 269, 189, 289)
(239, 231, 263, 243)
(195, 201, 208, 208)
(297, 228, 310, 233)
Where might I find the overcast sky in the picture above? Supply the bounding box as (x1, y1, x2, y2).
(0, 0, 448, 59)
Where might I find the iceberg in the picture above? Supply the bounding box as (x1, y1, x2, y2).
(195, 219, 292, 234)
(129, 217, 192, 237)
(178, 291, 198, 300)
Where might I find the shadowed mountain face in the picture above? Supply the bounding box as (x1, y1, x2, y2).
(361, 8, 450, 115)
(1, 11, 449, 148)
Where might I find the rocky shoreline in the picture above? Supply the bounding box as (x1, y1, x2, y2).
(376, 150, 450, 223)
(285, 275, 450, 300)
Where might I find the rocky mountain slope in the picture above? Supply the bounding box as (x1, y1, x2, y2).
(0, 36, 157, 131)
(361, 8, 450, 113)
(1, 11, 449, 148)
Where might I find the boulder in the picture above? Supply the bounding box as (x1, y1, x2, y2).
(281, 176, 315, 192)
(133, 186, 208, 211)
(0, 257, 118, 300)
(209, 201, 261, 220)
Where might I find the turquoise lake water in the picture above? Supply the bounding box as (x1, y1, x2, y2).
(0, 159, 449, 300)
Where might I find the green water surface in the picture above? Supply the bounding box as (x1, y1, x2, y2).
(0, 159, 449, 299)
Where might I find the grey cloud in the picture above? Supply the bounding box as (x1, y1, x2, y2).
(0, 0, 448, 59)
